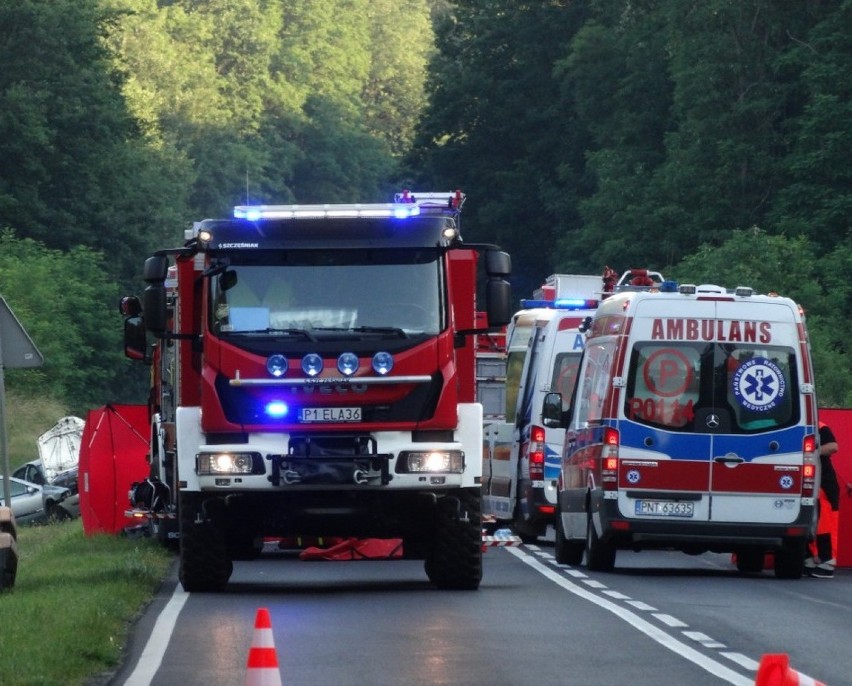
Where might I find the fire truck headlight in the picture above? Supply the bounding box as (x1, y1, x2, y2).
(337, 352, 359, 376)
(301, 353, 323, 377)
(371, 351, 394, 375)
(396, 450, 464, 474)
(267, 354, 288, 377)
(197, 452, 262, 475)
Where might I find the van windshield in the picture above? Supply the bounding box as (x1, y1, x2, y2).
(624, 342, 799, 433)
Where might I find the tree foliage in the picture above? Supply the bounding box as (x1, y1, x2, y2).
(0, 0, 850, 408)
(414, 0, 850, 403)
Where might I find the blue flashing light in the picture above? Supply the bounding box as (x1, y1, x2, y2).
(520, 298, 599, 310)
(554, 298, 599, 309)
(660, 280, 679, 292)
(265, 401, 289, 418)
(393, 205, 420, 219)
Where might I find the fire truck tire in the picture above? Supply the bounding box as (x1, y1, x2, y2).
(585, 517, 616, 572)
(554, 511, 584, 565)
(773, 540, 805, 579)
(178, 493, 233, 592)
(425, 489, 482, 590)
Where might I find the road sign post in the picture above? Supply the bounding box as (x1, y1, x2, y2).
(0, 296, 44, 508)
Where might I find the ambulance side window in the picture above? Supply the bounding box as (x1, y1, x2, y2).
(551, 352, 581, 411)
(575, 341, 615, 426)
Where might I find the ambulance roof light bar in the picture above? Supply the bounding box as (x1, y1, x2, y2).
(520, 298, 599, 310)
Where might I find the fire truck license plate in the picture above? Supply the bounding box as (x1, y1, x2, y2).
(300, 407, 361, 422)
(634, 500, 694, 517)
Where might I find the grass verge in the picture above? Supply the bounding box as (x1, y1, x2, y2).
(0, 518, 173, 686)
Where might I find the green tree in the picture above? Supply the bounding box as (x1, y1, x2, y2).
(0, 232, 145, 412)
(410, 1, 589, 296)
(670, 229, 849, 406)
(770, 0, 852, 250)
(0, 0, 189, 285)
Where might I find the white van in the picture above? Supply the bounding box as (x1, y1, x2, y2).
(483, 275, 602, 541)
(547, 282, 819, 578)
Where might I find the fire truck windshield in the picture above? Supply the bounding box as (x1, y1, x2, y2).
(210, 249, 443, 338)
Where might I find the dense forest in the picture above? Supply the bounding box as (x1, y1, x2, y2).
(0, 0, 850, 411)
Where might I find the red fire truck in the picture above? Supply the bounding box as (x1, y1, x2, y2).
(120, 191, 511, 591)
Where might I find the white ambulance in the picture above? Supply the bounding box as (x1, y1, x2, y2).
(483, 274, 611, 541)
(546, 281, 819, 578)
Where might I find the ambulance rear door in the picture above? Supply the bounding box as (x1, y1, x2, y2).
(708, 299, 806, 525)
(619, 297, 714, 524)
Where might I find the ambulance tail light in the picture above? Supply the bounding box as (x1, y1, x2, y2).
(529, 426, 546, 481)
(601, 427, 620, 491)
(802, 434, 817, 498)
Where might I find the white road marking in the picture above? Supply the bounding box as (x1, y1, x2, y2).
(507, 546, 753, 686)
(121, 583, 188, 686)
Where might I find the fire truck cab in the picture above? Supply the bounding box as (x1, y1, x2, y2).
(545, 281, 819, 578)
(122, 191, 512, 592)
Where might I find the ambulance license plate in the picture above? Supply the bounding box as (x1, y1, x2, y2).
(634, 500, 694, 517)
(300, 407, 361, 422)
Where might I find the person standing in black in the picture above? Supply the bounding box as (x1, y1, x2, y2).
(807, 421, 840, 578)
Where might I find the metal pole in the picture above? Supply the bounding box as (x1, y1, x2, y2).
(0, 332, 11, 507)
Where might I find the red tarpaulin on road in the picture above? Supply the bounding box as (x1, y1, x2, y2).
(78, 404, 150, 535)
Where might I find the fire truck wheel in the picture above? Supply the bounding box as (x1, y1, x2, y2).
(773, 540, 805, 579)
(178, 493, 233, 592)
(425, 489, 482, 590)
(585, 517, 616, 572)
(554, 510, 584, 565)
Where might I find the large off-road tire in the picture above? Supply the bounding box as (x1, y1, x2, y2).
(585, 516, 616, 572)
(554, 510, 584, 565)
(178, 493, 232, 592)
(774, 539, 805, 579)
(425, 489, 483, 590)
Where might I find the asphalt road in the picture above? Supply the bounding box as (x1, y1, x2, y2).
(107, 541, 852, 686)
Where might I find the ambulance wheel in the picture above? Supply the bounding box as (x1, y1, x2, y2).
(585, 517, 616, 572)
(735, 549, 765, 574)
(554, 511, 584, 565)
(178, 493, 232, 592)
(425, 489, 482, 590)
(774, 540, 805, 579)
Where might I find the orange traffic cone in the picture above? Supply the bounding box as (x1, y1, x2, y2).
(755, 654, 827, 686)
(245, 607, 282, 686)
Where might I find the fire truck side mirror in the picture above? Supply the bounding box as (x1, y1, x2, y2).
(143, 255, 169, 283)
(142, 284, 167, 335)
(486, 278, 512, 328)
(123, 316, 148, 362)
(485, 250, 511, 278)
(484, 250, 512, 328)
(141, 256, 170, 335)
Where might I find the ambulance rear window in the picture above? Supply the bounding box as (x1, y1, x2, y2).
(624, 342, 799, 433)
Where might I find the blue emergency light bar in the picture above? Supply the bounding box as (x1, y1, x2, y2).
(233, 204, 422, 221)
(520, 298, 599, 310)
(234, 191, 465, 222)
